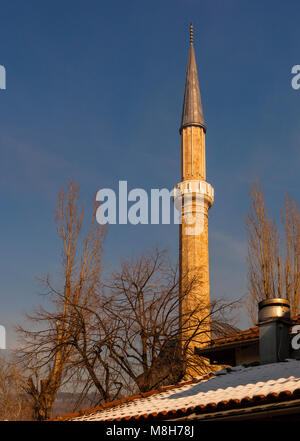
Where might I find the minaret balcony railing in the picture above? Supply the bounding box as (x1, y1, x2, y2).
(174, 179, 214, 204)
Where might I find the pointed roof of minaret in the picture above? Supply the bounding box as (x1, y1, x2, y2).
(180, 24, 206, 133)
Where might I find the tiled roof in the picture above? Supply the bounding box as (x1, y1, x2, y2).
(202, 315, 300, 349)
(210, 327, 259, 346)
(53, 359, 300, 421)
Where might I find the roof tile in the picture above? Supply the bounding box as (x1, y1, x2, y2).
(50, 359, 300, 421)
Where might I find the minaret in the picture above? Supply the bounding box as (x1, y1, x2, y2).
(175, 25, 214, 356)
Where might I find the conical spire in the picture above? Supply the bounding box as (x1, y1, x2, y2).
(180, 24, 206, 133)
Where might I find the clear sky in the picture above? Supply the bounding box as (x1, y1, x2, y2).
(0, 0, 300, 345)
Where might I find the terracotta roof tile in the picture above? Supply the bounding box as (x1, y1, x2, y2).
(200, 315, 300, 350)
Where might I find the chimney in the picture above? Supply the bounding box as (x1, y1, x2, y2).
(258, 298, 291, 364)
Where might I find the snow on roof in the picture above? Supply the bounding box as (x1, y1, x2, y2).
(69, 359, 300, 421)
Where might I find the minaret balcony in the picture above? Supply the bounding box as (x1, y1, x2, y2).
(174, 179, 214, 207)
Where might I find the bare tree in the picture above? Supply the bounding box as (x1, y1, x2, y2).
(16, 181, 106, 420)
(282, 194, 300, 317)
(245, 180, 280, 321)
(44, 245, 237, 402)
(94, 249, 238, 392)
(57, 297, 125, 407)
(246, 181, 300, 322)
(0, 355, 32, 421)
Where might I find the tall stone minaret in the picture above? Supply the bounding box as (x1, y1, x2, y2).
(175, 25, 214, 354)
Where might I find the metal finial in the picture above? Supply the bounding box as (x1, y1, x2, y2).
(190, 23, 194, 45)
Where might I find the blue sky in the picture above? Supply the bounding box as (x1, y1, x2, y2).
(0, 0, 300, 345)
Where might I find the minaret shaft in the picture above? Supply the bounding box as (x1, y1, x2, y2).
(179, 127, 212, 347)
(181, 126, 206, 181)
